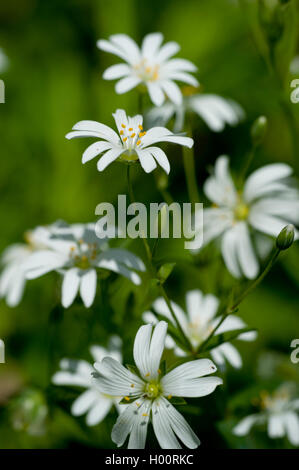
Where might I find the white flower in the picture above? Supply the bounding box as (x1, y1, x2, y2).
(143, 290, 256, 369)
(97, 33, 198, 106)
(93, 321, 222, 449)
(52, 337, 124, 426)
(196, 156, 299, 279)
(0, 225, 60, 307)
(147, 91, 244, 133)
(23, 222, 145, 308)
(233, 386, 299, 446)
(66, 109, 193, 174)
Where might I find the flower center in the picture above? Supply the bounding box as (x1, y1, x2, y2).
(70, 241, 98, 270)
(118, 123, 147, 161)
(144, 381, 161, 399)
(135, 60, 159, 82)
(234, 202, 249, 221)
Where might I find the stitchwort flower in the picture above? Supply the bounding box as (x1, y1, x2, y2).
(52, 337, 124, 426)
(97, 33, 198, 106)
(233, 386, 299, 446)
(147, 88, 244, 133)
(143, 290, 257, 369)
(66, 109, 193, 174)
(92, 321, 222, 449)
(195, 156, 299, 279)
(23, 222, 145, 308)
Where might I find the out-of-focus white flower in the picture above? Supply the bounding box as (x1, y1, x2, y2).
(234, 386, 299, 446)
(147, 89, 244, 133)
(52, 337, 124, 426)
(66, 109, 193, 174)
(23, 222, 145, 308)
(93, 321, 222, 449)
(0, 48, 8, 73)
(143, 290, 256, 369)
(0, 224, 60, 307)
(97, 33, 198, 106)
(195, 156, 299, 279)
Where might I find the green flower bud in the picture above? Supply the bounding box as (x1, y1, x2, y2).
(251, 116, 268, 146)
(276, 224, 295, 250)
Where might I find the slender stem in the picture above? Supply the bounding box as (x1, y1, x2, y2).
(127, 164, 192, 351)
(239, 144, 257, 185)
(182, 120, 200, 205)
(197, 247, 281, 353)
(280, 99, 299, 174)
(159, 284, 193, 351)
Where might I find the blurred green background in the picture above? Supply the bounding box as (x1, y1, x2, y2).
(0, 0, 299, 449)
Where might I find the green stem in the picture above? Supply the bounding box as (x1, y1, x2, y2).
(197, 247, 281, 353)
(182, 120, 200, 205)
(239, 144, 257, 185)
(126, 165, 192, 351)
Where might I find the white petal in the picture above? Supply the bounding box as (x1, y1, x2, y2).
(79, 269, 97, 308)
(136, 149, 157, 173)
(233, 414, 263, 436)
(249, 210, 294, 238)
(97, 148, 124, 171)
(148, 321, 168, 379)
(203, 156, 237, 207)
(147, 82, 165, 106)
(164, 58, 197, 72)
(94, 357, 143, 397)
(156, 41, 180, 63)
(161, 80, 182, 105)
(268, 414, 285, 438)
(110, 34, 141, 64)
(235, 222, 259, 279)
(127, 400, 151, 449)
(115, 76, 142, 94)
(86, 397, 112, 426)
(71, 389, 99, 416)
(216, 343, 242, 369)
(6, 272, 26, 307)
(24, 250, 67, 279)
(202, 208, 233, 247)
(244, 163, 293, 203)
(112, 399, 145, 447)
(141, 33, 163, 59)
(82, 141, 113, 164)
(69, 120, 120, 144)
(96, 39, 129, 62)
(186, 290, 219, 325)
(283, 411, 299, 446)
(161, 397, 200, 448)
(62, 268, 80, 308)
(133, 323, 153, 378)
(103, 63, 131, 80)
(145, 147, 170, 174)
(152, 398, 181, 449)
(221, 227, 242, 278)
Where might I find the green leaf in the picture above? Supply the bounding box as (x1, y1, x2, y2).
(156, 262, 176, 283)
(199, 327, 257, 353)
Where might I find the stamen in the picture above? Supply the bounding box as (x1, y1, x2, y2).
(138, 125, 143, 130)
(131, 133, 136, 138)
(136, 140, 141, 145)
(168, 395, 172, 399)
(128, 127, 133, 131)
(145, 373, 150, 377)
(124, 396, 130, 401)
(120, 130, 124, 135)
(130, 384, 135, 388)
(136, 402, 140, 407)
(157, 369, 161, 374)
(123, 137, 128, 142)
(121, 124, 126, 128)
(142, 413, 148, 417)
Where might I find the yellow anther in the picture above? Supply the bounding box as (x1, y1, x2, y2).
(123, 137, 128, 142)
(81, 255, 88, 261)
(121, 124, 126, 128)
(128, 127, 133, 131)
(131, 133, 136, 138)
(158, 369, 161, 374)
(120, 130, 124, 135)
(70, 246, 75, 251)
(142, 413, 148, 417)
(136, 402, 140, 407)
(124, 396, 130, 401)
(138, 125, 143, 130)
(145, 373, 150, 377)
(130, 384, 135, 388)
(78, 239, 84, 244)
(136, 140, 141, 145)
(168, 395, 172, 399)
(145, 66, 151, 73)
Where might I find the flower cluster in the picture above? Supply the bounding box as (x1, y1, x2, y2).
(1, 30, 299, 450)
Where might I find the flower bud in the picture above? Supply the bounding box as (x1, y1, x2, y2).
(276, 224, 295, 250)
(251, 116, 268, 146)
